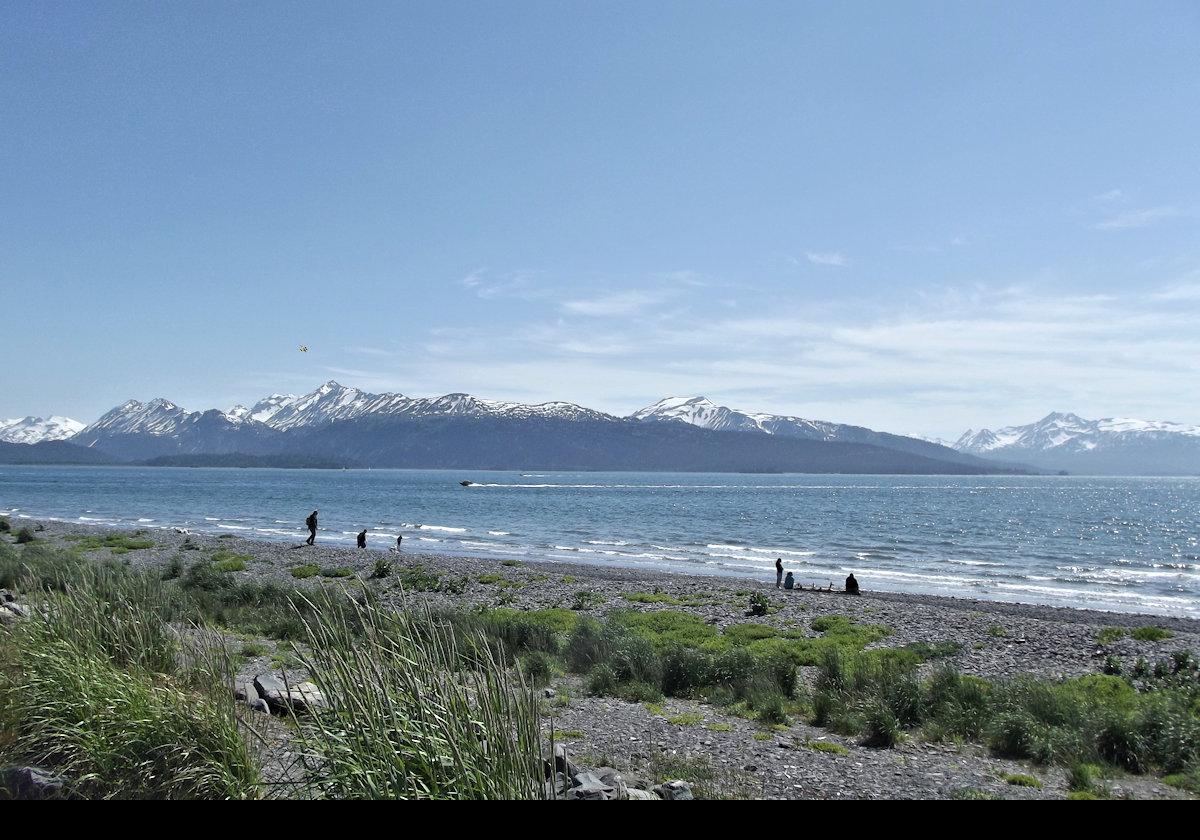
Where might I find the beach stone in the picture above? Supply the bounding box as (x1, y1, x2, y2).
(254, 673, 326, 714)
(654, 780, 693, 800)
(0, 766, 74, 800)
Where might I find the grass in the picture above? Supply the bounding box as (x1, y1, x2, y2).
(0, 538, 551, 800)
(805, 739, 850, 755)
(62, 533, 157, 553)
(290, 590, 547, 799)
(1000, 772, 1043, 788)
(0, 557, 259, 799)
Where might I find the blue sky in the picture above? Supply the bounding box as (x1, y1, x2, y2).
(4, 1, 1198, 441)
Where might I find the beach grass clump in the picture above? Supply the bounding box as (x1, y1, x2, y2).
(0, 560, 259, 799)
(811, 645, 922, 745)
(1130, 626, 1173, 642)
(290, 591, 547, 800)
(63, 532, 156, 553)
(392, 564, 457, 593)
(291, 563, 320, 580)
(177, 564, 366, 642)
(0, 539, 89, 591)
(213, 553, 250, 573)
(1097, 627, 1128, 645)
(370, 558, 393, 578)
(1000, 772, 1042, 788)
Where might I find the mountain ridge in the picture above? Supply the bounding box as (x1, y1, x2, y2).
(6, 384, 1196, 474)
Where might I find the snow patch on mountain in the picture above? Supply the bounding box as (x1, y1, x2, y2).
(0, 415, 85, 444)
(954, 411, 1200, 455)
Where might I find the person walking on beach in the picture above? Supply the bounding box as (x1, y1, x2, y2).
(395, 534, 403, 551)
(305, 510, 318, 545)
(357, 528, 367, 549)
(775, 558, 784, 589)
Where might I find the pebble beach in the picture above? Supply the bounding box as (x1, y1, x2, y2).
(16, 518, 1200, 799)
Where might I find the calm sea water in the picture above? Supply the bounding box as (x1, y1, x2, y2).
(3, 466, 1198, 618)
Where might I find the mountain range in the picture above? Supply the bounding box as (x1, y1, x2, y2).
(2, 384, 1197, 475)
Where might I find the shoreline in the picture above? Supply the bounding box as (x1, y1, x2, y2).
(24, 518, 1200, 670)
(13, 518, 1200, 799)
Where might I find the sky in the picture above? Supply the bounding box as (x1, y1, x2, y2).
(3, 1, 1199, 442)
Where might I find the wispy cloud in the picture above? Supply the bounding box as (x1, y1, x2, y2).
(560, 290, 666, 317)
(1092, 206, 1179, 230)
(805, 251, 849, 267)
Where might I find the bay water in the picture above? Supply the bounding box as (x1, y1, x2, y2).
(3, 466, 1197, 619)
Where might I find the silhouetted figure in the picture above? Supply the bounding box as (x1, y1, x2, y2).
(396, 534, 403, 550)
(357, 528, 367, 549)
(775, 558, 784, 589)
(784, 571, 795, 590)
(845, 573, 860, 595)
(305, 510, 318, 545)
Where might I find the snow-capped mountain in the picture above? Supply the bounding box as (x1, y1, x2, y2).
(631, 396, 993, 468)
(229, 381, 616, 431)
(228, 393, 298, 425)
(632, 396, 842, 439)
(16, 381, 1015, 474)
(0, 415, 85, 444)
(8, 385, 1195, 474)
(953, 412, 1200, 475)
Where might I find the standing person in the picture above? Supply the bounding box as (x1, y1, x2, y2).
(357, 528, 367, 549)
(395, 534, 403, 551)
(305, 510, 318, 545)
(775, 558, 784, 589)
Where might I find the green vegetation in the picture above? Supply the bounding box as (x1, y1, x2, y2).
(623, 589, 711, 607)
(370, 558, 393, 579)
(1000, 772, 1042, 788)
(1097, 627, 1127, 645)
(291, 591, 545, 799)
(805, 739, 850, 756)
(63, 533, 156, 553)
(4, 530, 1198, 798)
(1131, 626, 1173, 642)
(0, 549, 258, 798)
(0, 537, 549, 799)
(747, 592, 771, 616)
(213, 553, 250, 573)
(291, 563, 320, 579)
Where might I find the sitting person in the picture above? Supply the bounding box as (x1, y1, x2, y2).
(845, 572, 860, 595)
(783, 571, 795, 590)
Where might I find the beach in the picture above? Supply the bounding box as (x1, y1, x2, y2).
(13, 519, 1200, 799)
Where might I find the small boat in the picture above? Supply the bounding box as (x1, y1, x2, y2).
(459, 480, 473, 486)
